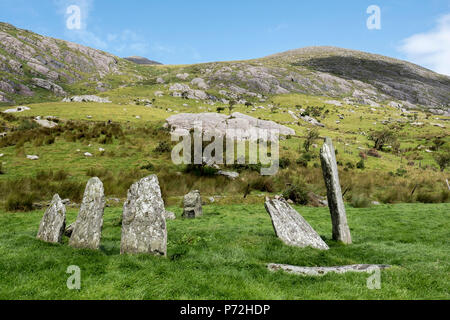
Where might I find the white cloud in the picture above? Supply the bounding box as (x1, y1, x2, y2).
(399, 14, 450, 76)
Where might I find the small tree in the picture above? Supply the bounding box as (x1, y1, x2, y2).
(303, 129, 320, 152)
(228, 100, 237, 115)
(369, 128, 398, 151)
(434, 152, 450, 172)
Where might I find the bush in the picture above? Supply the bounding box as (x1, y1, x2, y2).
(350, 194, 372, 208)
(154, 141, 171, 154)
(6, 193, 34, 212)
(249, 176, 274, 193)
(183, 164, 218, 177)
(0, 162, 4, 175)
(356, 159, 365, 169)
(140, 162, 155, 171)
(282, 184, 308, 205)
(279, 157, 291, 169)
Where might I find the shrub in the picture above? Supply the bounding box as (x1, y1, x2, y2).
(279, 157, 291, 169)
(282, 184, 308, 205)
(154, 141, 171, 154)
(140, 163, 155, 171)
(249, 176, 274, 193)
(356, 159, 365, 169)
(296, 157, 308, 168)
(369, 128, 398, 151)
(6, 193, 34, 212)
(303, 129, 319, 152)
(434, 152, 450, 172)
(183, 164, 218, 177)
(350, 194, 372, 208)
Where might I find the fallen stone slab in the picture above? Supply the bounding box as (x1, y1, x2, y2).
(264, 198, 329, 250)
(69, 177, 106, 250)
(36, 194, 66, 244)
(268, 263, 391, 276)
(120, 175, 167, 256)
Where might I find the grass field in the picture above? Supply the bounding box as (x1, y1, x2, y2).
(0, 203, 448, 300)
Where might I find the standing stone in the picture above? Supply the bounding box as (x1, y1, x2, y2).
(182, 190, 202, 218)
(69, 177, 106, 250)
(36, 194, 66, 244)
(320, 137, 352, 244)
(120, 175, 167, 256)
(264, 198, 329, 250)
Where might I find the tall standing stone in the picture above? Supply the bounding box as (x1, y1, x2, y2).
(182, 190, 203, 218)
(320, 137, 352, 244)
(36, 194, 66, 244)
(120, 175, 167, 256)
(265, 198, 329, 250)
(69, 177, 106, 250)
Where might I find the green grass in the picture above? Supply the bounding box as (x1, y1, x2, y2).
(0, 203, 448, 299)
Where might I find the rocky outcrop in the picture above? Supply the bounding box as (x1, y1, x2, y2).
(120, 175, 167, 256)
(264, 198, 329, 250)
(182, 190, 203, 218)
(63, 95, 111, 103)
(69, 177, 106, 250)
(320, 138, 352, 244)
(36, 194, 66, 244)
(32, 78, 65, 96)
(0, 22, 122, 100)
(165, 112, 295, 141)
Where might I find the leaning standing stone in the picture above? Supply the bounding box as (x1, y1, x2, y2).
(36, 194, 66, 244)
(265, 198, 329, 250)
(69, 177, 106, 250)
(120, 175, 167, 256)
(320, 137, 352, 244)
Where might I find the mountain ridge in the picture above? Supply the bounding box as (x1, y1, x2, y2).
(0, 22, 449, 115)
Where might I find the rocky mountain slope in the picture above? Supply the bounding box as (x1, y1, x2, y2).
(124, 56, 162, 65)
(183, 46, 449, 115)
(1, 23, 449, 115)
(0, 22, 142, 104)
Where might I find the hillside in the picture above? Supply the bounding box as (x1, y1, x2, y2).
(0, 22, 146, 105)
(0, 22, 448, 210)
(124, 56, 162, 65)
(0, 23, 450, 116)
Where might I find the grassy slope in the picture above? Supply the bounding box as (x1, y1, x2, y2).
(0, 203, 448, 300)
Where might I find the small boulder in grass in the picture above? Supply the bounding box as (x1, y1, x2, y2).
(367, 148, 382, 158)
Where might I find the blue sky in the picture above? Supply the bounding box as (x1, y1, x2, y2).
(1, 0, 450, 75)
